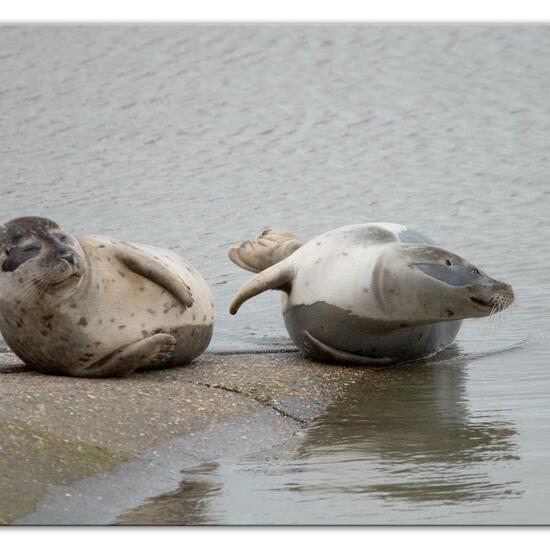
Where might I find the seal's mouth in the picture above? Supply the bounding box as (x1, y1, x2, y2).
(49, 272, 82, 291)
(470, 296, 492, 308)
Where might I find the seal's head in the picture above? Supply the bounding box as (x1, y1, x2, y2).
(374, 243, 514, 324)
(0, 217, 86, 301)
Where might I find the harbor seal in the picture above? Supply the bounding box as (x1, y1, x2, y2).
(0, 217, 215, 377)
(228, 223, 514, 366)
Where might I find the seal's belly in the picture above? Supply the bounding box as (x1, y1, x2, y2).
(283, 301, 461, 362)
(73, 259, 214, 365)
(1, 247, 215, 372)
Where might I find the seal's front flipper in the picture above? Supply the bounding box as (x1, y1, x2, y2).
(117, 243, 193, 308)
(302, 331, 394, 367)
(78, 334, 177, 378)
(229, 259, 294, 314)
(228, 228, 302, 273)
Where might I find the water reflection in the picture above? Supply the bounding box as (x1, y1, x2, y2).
(294, 348, 521, 508)
(116, 462, 222, 525)
(115, 349, 522, 524)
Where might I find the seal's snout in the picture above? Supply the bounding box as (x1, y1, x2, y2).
(469, 280, 514, 313)
(491, 281, 515, 309)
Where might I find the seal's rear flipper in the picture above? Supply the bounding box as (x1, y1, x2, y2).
(229, 259, 294, 314)
(302, 331, 395, 367)
(228, 228, 302, 273)
(78, 334, 176, 378)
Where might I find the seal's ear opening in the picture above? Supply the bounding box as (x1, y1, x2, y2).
(229, 260, 294, 314)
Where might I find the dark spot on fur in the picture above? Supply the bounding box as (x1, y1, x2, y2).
(95, 341, 101, 347)
(40, 330, 47, 337)
(147, 308, 156, 315)
(446, 309, 454, 317)
(139, 287, 145, 292)
(362, 287, 369, 293)
(110, 318, 115, 323)
(98, 244, 106, 248)
(70, 303, 77, 309)
(141, 330, 148, 337)
(77, 317, 88, 327)
(42, 315, 54, 321)
(118, 325, 126, 329)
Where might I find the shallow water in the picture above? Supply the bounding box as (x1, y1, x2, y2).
(1, 25, 550, 524)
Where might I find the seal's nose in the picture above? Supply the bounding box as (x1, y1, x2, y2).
(62, 253, 75, 265)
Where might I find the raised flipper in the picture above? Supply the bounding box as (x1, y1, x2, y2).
(229, 259, 294, 314)
(76, 334, 176, 378)
(117, 243, 193, 308)
(302, 331, 395, 367)
(228, 228, 302, 273)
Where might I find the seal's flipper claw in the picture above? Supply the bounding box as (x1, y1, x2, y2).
(302, 331, 394, 367)
(78, 334, 176, 378)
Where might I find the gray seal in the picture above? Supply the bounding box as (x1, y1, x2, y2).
(228, 223, 514, 366)
(0, 217, 215, 377)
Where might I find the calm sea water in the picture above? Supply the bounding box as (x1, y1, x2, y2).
(2, 25, 550, 524)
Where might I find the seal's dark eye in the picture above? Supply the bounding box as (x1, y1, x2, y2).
(23, 245, 41, 253)
(57, 235, 68, 243)
(445, 259, 452, 266)
(471, 267, 481, 275)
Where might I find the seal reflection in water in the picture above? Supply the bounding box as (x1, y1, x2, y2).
(228, 223, 514, 366)
(0, 217, 215, 377)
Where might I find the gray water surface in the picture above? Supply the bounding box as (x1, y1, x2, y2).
(1, 25, 550, 524)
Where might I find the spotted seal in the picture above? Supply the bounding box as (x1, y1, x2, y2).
(228, 224, 514, 365)
(0, 217, 215, 377)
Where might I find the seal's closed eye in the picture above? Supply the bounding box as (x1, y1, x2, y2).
(414, 262, 492, 287)
(2, 244, 42, 272)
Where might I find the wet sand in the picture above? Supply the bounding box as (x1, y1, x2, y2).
(0, 347, 365, 524)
